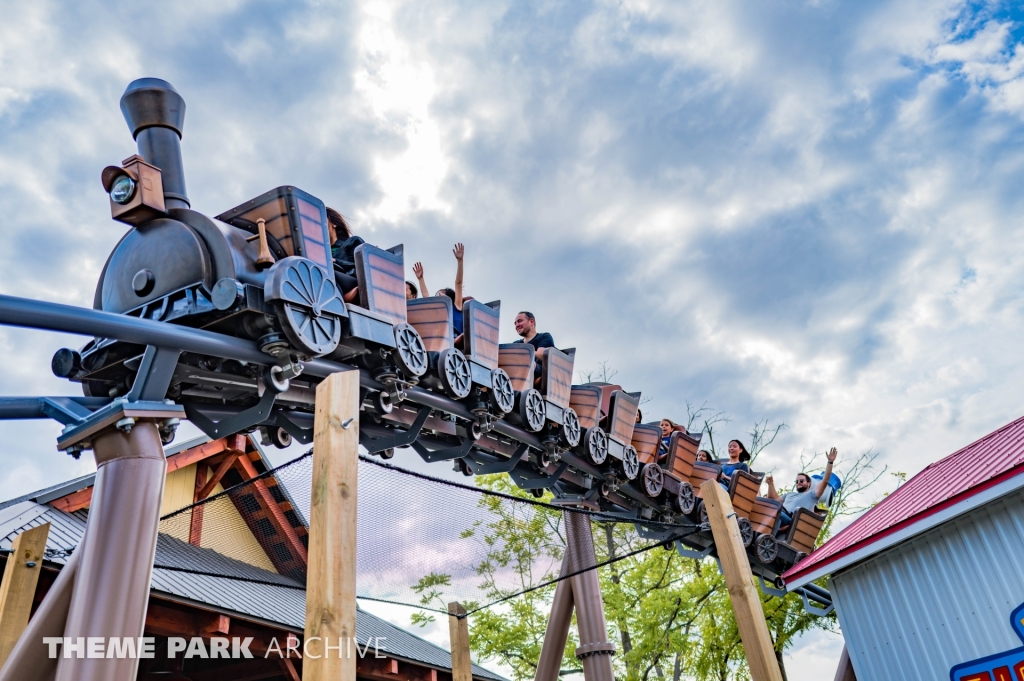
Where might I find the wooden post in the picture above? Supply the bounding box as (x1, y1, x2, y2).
(448, 602, 473, 681)
(304, 370, 360, 681)
(0, 523, 51, 668)
(700, 481, 783, 681)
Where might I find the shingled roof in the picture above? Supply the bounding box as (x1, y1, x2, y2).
(0, 484, 506, 681)
(784, 413, 1024, 589)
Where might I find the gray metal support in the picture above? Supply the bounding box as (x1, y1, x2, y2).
(54, 421, 166, 681)
(564, 512, 616, 681)
(533, 555, 575, 681)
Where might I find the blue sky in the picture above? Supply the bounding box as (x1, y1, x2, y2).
(3, 0, 1024, 676)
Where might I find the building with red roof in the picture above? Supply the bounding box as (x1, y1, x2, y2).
(783, 414, 1024, 681)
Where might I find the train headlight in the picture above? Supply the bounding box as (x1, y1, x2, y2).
(109, 174, 137, 204)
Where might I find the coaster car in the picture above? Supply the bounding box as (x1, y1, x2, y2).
(497, 344, 580, 453)
(749, 500, 826, 571)
(566, 383, 642, 488)
(407, 296, 514, 431)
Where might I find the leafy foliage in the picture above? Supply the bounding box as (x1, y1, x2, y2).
(412, 412, 897, 680)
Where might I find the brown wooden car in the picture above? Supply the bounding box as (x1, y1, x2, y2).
(496, 344, 581, 448)
(748, 497, 827, 569)
(407, 297, 516, 418)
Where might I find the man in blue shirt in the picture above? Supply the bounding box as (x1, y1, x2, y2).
(513, 311, 554, 379)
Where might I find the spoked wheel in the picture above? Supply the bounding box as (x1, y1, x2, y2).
(561, 408, 581, 448)
(737, 517, 754, 547)
(265, 257, 345, 357)
(489, 369, 515, 414)
(519, 389, 546, 433)
(755, 534, 779, 564)
(584, 427, 608, 465)
(622, 445, 640, 481)
(393, 323, 427, 378)
(641, 463, 664, 498)
(676, 482, 696, 515)
(438, 348, 472, 399)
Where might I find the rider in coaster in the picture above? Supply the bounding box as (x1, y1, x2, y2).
(659, 419, 685, 461)
(326, 207, 363, 303)
(720, 440, 751, 487)
(513, 311, 554, 384)
(765, 447, 838, 533)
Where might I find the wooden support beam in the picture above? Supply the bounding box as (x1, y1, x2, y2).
(166, 437, 230, 473)
(448, 602, 472, 681)
(356, 657, 447, 681)
(279, 657, 302, 681)
(196, 451, 241, 501)
(190, 658, 283, 681)
(700, 481, 783, 681)
(48, 487, 92, 513)
(0, 523, 50, 668)
(190, 464, 207, 546)
(235, 452, 309, 575)
(304, 370, 360, 681)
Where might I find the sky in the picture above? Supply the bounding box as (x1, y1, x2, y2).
(3, 0, 1024, 677)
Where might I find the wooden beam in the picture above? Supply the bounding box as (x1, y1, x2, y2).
(304, 370, 360, 681)
(48, 486, 92, 513)
(0, 523, 50, 668)
(166, 437, 229, 473)
(190, 464, 207, 546)
(235, 452, 309, 575)
(700, 481, 783, 681)
(196, 451, 241, 501)
(279, 657, 302, 681)
(356, 657, 449, 681)
(448, 602, 472, 681)
(190, 658, 283, 681)
(200, 612, 231, 636)
(48, 437, 232, 513)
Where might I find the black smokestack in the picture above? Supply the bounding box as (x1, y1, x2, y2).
(119, 78, 189, 209)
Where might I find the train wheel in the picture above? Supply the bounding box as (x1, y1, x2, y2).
(373, 390, 394, 415)
(676, 483, 696, 515)
(266, 257, 344, 357)
(561, 408, 581, 448)
(642, 463, 663, 497)
(737, 517, 754, 547)
(438, 348, 472, 399)
(489, 369, 515, 414)
(269, 426, 292, 449)
(519, 389, 546, 433)
(755, 534, 778, 563)
(393, 324, 428, 378)
(622, 446, 640, 481)
(584, 427, 608, 465)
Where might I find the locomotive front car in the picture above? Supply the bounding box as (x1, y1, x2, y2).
(52, 78, 430, 447)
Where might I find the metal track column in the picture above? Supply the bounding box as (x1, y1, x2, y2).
(563, 510, 616, 681)
(55, 418, 169, 681)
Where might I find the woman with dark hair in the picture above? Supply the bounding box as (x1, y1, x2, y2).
(405, 281, 418, 300)
(696, 450, 714, 463)
(658, 419, 680, 459)
(720, 440, 751, 483)
(325, 207, 363, 303)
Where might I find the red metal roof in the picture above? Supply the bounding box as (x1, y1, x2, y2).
(783, 413, 1024, 584)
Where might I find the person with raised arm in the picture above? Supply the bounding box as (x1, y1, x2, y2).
(412, 261, 428, 302)
(766, 447, 838, 532)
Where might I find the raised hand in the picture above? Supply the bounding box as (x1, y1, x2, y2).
(765, 474, 774, 487)
(826, 447, 838, 464)
(412, 262, 424, 278)
(453, 243, 464, 261)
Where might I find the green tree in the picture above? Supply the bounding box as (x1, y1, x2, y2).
(413, 418, 894, 680)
